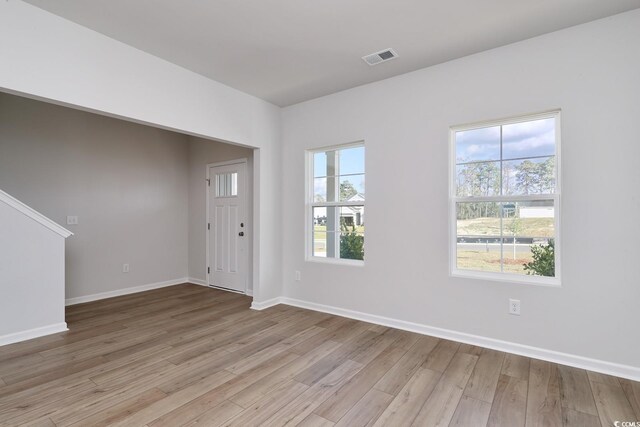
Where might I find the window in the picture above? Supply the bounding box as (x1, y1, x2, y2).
(215, 172, 238, 197)
(308, 142, 365, 263)
(450, 112, 560, 284)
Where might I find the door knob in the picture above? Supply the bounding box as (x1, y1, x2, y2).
(238, 231, 245, 236)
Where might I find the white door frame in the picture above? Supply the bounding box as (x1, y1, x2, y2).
(206, 158, 249, 294)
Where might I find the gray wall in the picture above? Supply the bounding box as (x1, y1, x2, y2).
(281, 10, 640, 370)
(187, 136, 253, 289)
(0, 93, 254, 300)
(0, 95, 182, 298)
(1, 1, 283, 306)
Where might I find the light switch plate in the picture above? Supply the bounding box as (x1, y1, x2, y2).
(66, 216, 78, 225)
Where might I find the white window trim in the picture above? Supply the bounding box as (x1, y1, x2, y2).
(449, 110, 561, 286)
(306, 141, 365, 265)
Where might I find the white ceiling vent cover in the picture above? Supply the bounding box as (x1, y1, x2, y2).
(362, 48, 399, 66)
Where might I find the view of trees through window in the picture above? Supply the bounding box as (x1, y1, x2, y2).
(311, 145, 365, 261)
(453, 115, 558, 277)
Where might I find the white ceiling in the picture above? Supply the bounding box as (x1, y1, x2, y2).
(24, 0, 640, 107)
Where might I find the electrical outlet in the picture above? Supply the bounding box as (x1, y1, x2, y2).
(509, 299, 521, 315)
(295, 271, 301, 281)
(66, 216, 78, 225)
(123, 264, 130, 273)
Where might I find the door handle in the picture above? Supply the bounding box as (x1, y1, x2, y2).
(238, 232, 245, 237)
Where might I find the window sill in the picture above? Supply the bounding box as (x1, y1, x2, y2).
(306, 257, 365, 267)
(451, 269, 560, 287)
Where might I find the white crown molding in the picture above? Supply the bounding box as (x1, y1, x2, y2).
(0, 189, 72, 238)
(275, 297, 640, 382)
(65, 278, 189, 306)
(0, 322, 68, 346)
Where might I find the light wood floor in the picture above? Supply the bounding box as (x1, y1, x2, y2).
(0, 284, 638, 426)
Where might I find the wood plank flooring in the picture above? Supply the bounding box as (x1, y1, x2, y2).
(0, 284, 637, 426)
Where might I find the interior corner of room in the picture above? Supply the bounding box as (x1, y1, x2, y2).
(0, 91, 259, 338)
(0, 0, 640, 414)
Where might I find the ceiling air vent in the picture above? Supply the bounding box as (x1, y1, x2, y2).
(362, 48, 399, 66)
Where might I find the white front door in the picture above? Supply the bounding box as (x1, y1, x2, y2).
(207, 161, 247, 293)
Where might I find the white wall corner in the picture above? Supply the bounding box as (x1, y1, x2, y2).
(0, 322, 68, 346)
(250, 297, 283, 311)
(187, 277, 208, 287)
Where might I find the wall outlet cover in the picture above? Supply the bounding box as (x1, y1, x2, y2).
(509, 299, 521, 315)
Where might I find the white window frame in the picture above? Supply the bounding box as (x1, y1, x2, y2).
(306, 141, 365, 266)
(449, 110, 561, 286)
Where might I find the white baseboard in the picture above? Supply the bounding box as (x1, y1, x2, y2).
(187, 277, 253, 296)
(62, 279, 640, 380)
(274, 297, 640, 382)
(187, 277, 208, 287)
(250, 297, 282, 311)
(0, 322, 68, 346)
(65, 278, 190, 306)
